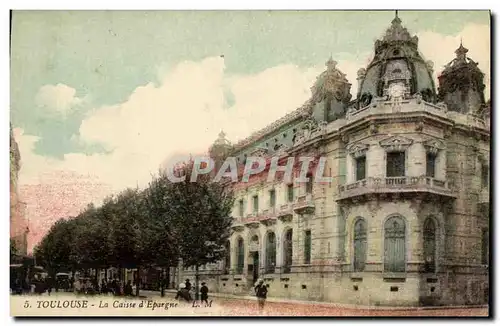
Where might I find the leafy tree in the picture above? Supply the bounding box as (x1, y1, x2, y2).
(33, 218, 79, 276)
(165, 161, 234, 299)
(142, 172, 181, 296)
(71, 203, 112, 280)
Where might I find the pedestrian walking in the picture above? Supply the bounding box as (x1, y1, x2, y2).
(200, 282, 209, 306)
(124, 280, 133, 296)
(254, 279, 268, 313)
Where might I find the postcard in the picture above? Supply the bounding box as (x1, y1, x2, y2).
(10, 10, 490, 317)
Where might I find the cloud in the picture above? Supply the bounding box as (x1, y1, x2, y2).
(35, 83, 85, 114)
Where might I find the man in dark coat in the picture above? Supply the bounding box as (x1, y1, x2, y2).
(254, 279, 268, 312)
(200, 282, 209, 306)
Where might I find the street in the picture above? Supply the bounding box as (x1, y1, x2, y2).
(101, 290, 491, 317)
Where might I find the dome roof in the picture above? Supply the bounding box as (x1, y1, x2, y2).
(441, 41, 483, 75)
(357, 12, 437, 105)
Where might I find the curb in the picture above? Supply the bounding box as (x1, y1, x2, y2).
(140, 290, 488, 311)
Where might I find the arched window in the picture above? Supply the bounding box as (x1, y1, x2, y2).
(237, 238, 244, 274)
(384, 216, 406, 272)
(224, 240, 231, 274)
(265, 232, 276, 274)
(423, 218, 436, 273)
(353, 219, 367, 272)
(283, 229, 293, 273)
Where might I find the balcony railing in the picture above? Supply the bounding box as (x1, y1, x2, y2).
(293, 194, 315, 213)
(277, 203, 293, 219)
(338, 176, 456, 200)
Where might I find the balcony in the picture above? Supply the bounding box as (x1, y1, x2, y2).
(277, 203, 294, 222)
(293, 194, 315, 214)
(231, 217, 245, 231)
(259, 208, 277, 226)
(244, 212, 260, 228)
(337, 176, 456, 202)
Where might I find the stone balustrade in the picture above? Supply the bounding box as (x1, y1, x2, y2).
(338, 176, 456, 200)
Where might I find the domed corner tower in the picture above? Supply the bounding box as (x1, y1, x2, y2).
(356, 12, 437, 108)
(310, 57, 352, 122)
(209, 130, 233, 175)
(437, 41, 487, 114)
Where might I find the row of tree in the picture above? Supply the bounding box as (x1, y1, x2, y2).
(33, 161, 235, 298)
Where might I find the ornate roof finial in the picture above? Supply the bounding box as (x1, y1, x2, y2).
(218, 130, 226, 139)
(392, 10, 402, 25)
(326, 56, 337, 70)
(455, 39, 469, 61)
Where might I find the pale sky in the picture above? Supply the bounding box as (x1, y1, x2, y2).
(9, 10, 490, 250)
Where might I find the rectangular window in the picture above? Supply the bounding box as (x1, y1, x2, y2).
(386, 152, 405, 177)
(287, 184, 294, 202)
(306, 174, 313, 194)
(253, 195, 259, 213)
(355, 156, 366, 181)
(481, 228, 489, 265)
(304, 230, 311, 264)
(238, 199, 244, 217)
(269, 190, 276, 208)
(426, 153, 436, 178)
(481, 164, 489, 188)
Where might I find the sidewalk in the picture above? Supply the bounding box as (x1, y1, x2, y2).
(139, 289, 488, 311)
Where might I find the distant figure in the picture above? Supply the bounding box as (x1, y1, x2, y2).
(124, 280, 133, 296)
(101, 280, 108, 295)
(200, 282, 209, 305)
(110, 279, 117, 295)
(45, 277, 53, 296)
(254, 279, 268, 312)
(175, 283, 191, 302)
(185, 279, 192, 291)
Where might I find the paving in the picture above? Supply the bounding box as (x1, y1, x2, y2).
(138, 289, 489, 316)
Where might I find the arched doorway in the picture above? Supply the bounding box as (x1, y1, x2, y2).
(248, 235, 260, 285)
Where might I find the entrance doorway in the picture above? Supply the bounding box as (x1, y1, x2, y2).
(252, 252, 259, 285)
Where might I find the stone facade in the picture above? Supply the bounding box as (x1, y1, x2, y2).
(180, 15, 490, 306)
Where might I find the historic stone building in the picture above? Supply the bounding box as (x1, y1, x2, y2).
(181, 14, 490, 306)
(10, 124, 29, 257)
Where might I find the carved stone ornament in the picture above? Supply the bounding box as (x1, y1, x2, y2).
(379, 135, 413, 152)
(370, 122, 378, 135)
(415, 119, 424, 132)
(415, 92, 423, 104)
(339, 204, 351, 218)
(340, 133, 349, 144)
(443, 126, 453, 138)
(367, 199, 381, 216)
(347, 143, 369, 158)
(423, 138, 445, 155)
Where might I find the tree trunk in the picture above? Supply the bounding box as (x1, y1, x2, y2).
(195, 265, 200, 300)
(104, 268, 108, 281)
(135, 266, 140, 297)
(160, 267, 165, 297)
